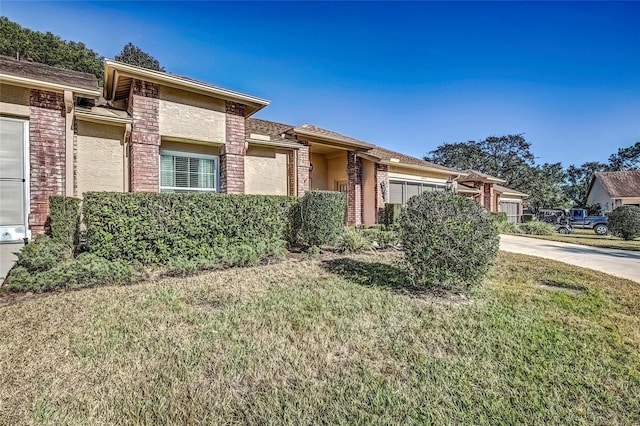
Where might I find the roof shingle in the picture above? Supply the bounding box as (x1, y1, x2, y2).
(0, 55, 98, 92)
(595, 171, 640, 198)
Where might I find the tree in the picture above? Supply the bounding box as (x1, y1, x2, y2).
(608, 141, 640, 171)
(426, 134, 535, 190)
(562, 161, 609, 207)
(522, 163, 570, 211)
(114, 42, 164, 71)
(0, 17, 103, 80)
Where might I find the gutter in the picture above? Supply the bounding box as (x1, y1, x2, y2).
(246, 138, 302, 150)
(0, 73, 101, 98)
(75, 111, 132, 126)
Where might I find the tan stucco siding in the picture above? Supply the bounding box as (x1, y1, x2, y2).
(388, 167, 451, 184)
(586, 179, 613, 211)
(362, 159, 376, 225)
(161, 140, 221, 156)
(245, 146, 288, 195)
(0, 83, 30, 117)
(158, 86, 225, 144)
(310, 153, 328, 190)
(326, 154, 347, 190)
(76, 121, 126, 195)
(621, 197, 640, 205)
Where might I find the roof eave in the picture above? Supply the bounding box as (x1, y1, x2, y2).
(381, 160, 460, 176)
(293, 128, 374, 150)
(0, 73, 101, 98)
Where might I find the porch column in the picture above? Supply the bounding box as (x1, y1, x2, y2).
(347, 151, 363, 226)
(220, 101, 246, 194)
(296, 143, 310, 196)
(129, 79, 160, 192)
(374, 163, 388, 224)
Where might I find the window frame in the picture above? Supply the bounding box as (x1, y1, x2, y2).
(159, 149, 220, 193)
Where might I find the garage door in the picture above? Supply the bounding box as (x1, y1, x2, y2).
(499, 201, 521, 223)
(0, 117, 29, 241)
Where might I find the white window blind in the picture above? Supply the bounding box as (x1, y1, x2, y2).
(160, 151, 218, 192)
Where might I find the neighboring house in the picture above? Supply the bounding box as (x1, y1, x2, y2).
(586, 171, 640, 213)
(458, 170, 528, 223)
(0, 56, 528, 246)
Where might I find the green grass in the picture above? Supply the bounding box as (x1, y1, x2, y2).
(512, 228, 640, 251)
(1, 252, 639, 425)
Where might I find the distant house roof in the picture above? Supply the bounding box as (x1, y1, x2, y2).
(293, 123, 374, 149)
(246, 118, 294, 141)
(0, 55, 100, 96)
(366, 146, 460, 174)
(460, 170, 506, 183)
(591, 171, 640, 198)
(494, 184, 528, 197)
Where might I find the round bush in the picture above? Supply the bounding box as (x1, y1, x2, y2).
(608, 205, 640, 241)
(399, 191, 499, 290)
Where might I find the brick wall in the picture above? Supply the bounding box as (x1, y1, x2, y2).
(483, 183, 493, 211)
(374, 163, 388, 223)
(29, 89, 66, 234)
(129, 79, 160, 192)
(220, 101, 245, 194)
(347, 151, 363, 226)
(296, 143, 310, 197)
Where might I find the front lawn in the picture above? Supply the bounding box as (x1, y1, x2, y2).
(513, 228, 640, 251)
(1, 252, 639, 424)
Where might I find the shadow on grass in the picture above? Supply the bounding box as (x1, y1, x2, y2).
(320, 257, 446, 297)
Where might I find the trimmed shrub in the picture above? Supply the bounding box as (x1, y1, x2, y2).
(399, 191, 498, 290)
(5, 253, 134, 293)
(608, 205, 640, 240)
(48, 196, 81, 246)
(495, 220, 521, 234)
(289, 190, 346, 247)
(337, 227, 372, 253)
(14, 234, 72, 273)
(518, 220, 555, 235)
(385, 203, 402, 227)
(83, 192, 296, 264)
(491, 212, 508, 223)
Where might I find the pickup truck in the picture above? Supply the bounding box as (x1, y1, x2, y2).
(538, 208, 608, 235)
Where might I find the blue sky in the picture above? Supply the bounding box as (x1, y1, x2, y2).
(3, 1, 639, 166)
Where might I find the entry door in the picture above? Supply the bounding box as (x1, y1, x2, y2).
(0, 117, 29, 241)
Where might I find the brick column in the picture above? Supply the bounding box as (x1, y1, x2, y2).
(220, 101, 246, 194)
(374, 163, 388, 224)
(296, 143, 310, 197)
(347, 151, 363, 226)
(129, 80, 160, 192)
(29, 89, 66, 234)
(483, 183, 494, 211)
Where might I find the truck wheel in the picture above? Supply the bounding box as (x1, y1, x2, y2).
(594, 224, 608, 235)
(558, 227, 571, 234)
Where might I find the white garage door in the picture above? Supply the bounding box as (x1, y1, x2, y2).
(0, 117, 29, 241)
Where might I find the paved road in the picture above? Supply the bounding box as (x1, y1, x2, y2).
(499, 234, 640, 283)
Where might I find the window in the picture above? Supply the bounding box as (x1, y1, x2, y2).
(160, 150, 218, 192)
(388, 179, 445, 205)
(0, 117, 29, 241)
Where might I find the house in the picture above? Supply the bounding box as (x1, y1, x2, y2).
(0, 56, 527, 249)
(457, 170, 528, 222)
(586, 171, 640, 212)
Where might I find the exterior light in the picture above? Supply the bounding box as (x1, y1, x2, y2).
(309, 163, 314, 172)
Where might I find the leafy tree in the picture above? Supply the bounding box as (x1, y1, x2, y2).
(522, 163, 569, 211)
(0, 16, 103, 80)
(114, 42, 164, 71)
(426, 134, 535, 190)
(608, 141, 640, 171)
(563, 161, 609, 207)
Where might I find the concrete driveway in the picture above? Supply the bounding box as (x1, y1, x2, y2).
(499, 234, 640, 283)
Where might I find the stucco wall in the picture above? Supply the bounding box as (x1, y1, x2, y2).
(76, 121, 126, 195)
(387, 166, 451, 183)
(158, 86, 225, 144)
(326, 153, 348, 191)
(245, 146, 288, 195)
(0, 83, 30, 117)
(621, 197, 640, 206)
(362, 159, 376, 225)
(161, 140, 220, 156)
(586, 179, 612, 211)
(310, 153, 328, 190)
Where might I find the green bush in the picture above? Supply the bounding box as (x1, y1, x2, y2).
(385, 203, 402, 227)
(289, 190, 346, 247)
(15, 234, 72, 273)
(337, 227, 372, 253)
(48, 196, 81, 246)
(522, 214, 534, 223)
(83, 192, 296, 265)
(359, 226, 400, 249)
(5, 253, 134, 293)
(518, 220, 555, 235)
(491, 212, 508, 222)
(608, 205, 640, 240)
(495, 220, 521, 234)
(399, 191, 499, 290)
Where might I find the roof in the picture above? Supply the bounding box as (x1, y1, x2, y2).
(494, 184, 528, 197)
(367, 146, 460, 174)
(246, 118, 294, 141)
(457, 183, 481, 194)
(293, 123, 374, 149)
(592, 171, 640, 198)
(103, 60, 269, 116)
(0, 55, 100, 96)
(461, 170, 506, 183)
(75, 105, 131, 125)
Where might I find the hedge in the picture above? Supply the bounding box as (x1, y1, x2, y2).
(83, 192, 297, 264)
(48, 196, 81, 246)
(289, 190, 346, 247)
(385, 203, 402, 227)
(608, 205, 640, 240)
